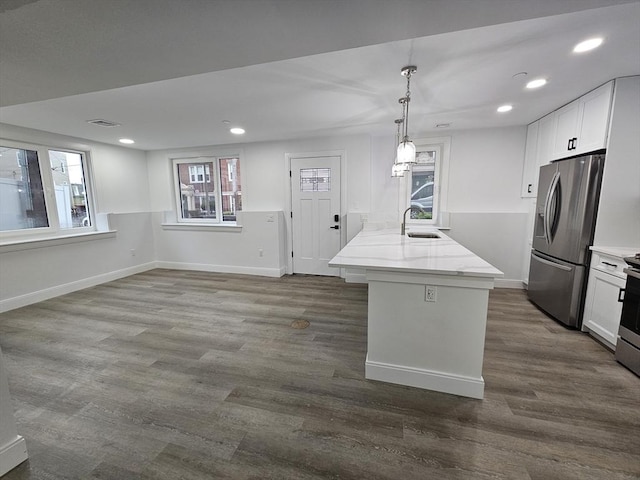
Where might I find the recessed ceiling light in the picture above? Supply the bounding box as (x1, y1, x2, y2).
(573, 37, 603, 53)
(119, 138, 135, 144)
(87, 119, 121, 128)
(497, 104, 513, 113)
(526, 78, 547, 89)
(230, 127, 245, 135)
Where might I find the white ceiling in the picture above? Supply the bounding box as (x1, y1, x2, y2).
(1, 0, 639, 151)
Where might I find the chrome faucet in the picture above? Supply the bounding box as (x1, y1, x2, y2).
(401, 206, 424, 235)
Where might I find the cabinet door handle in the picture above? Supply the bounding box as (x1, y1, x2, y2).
(527, 184, 532, 193)
(618, 288, 626, 302)
(567, 138, 572, 151)
(601, 261, 617, 268)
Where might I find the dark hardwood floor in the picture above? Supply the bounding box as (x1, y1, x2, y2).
(0, 270, 638, 479)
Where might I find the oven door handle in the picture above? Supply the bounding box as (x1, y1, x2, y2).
(618, 288, 626, 302)
(623, 268, 640, 280)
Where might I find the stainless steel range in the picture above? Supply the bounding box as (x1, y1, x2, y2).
(616, 254, 640, 376)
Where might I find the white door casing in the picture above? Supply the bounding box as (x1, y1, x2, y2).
(290, 156, 341, 276)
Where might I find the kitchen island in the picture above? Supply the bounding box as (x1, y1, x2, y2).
(329, 228, 503, 399)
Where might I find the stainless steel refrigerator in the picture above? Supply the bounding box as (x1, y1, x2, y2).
(527, 152, 605, 328)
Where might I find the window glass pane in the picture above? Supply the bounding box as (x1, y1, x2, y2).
(410, 149, 436, 220)
(219, 157, 241, 221)
(176, 162, 217, 219)
(49, 150, 91, 228)
(300, 168, 330, 192)
(0, 146, 49, 231)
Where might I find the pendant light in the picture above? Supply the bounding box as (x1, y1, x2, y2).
(397, 66, 417, 164)
(391, 118, 410, 177)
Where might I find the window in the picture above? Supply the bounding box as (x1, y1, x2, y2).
(189, 164, 210, 183)
(406, 139, 447, 224)
(300, 168, 331, 192)
(49, 150, 91, 228)
(173, 156, 242, 223)
(0, 143, 93, 235)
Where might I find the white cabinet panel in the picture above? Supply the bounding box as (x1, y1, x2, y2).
(552, 100, 581, 158)
(582, 251, 627, 349)
(537, 113, 555, 166)
(520, 122, 539, 198)
(577, 82, 614, 154)
(520, 113, 554, 198)
(550, 81, 613, 160)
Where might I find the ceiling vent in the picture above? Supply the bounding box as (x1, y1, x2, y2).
(86, 119, 121, 127)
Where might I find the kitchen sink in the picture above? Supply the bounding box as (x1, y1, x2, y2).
(407, 232, 440, 239)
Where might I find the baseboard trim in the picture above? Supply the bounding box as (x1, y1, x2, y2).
(494, 278, 525, 289)
(0, 262, 157, 313)
(0, 435, 28, 477)
(365, 356, 484, 399)
(156, 261, 285, 278)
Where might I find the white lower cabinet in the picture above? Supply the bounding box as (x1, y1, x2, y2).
(582, 250, 628, 350)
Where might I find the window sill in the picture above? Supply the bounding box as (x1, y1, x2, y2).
(161, 223, 242, 232)
(0, 230, 117, 253)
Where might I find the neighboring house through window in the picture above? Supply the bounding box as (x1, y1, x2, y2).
(173, 156, 242, 223)
(0, 142, 93, 236)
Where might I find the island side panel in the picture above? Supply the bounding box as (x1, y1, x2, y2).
(364, 271, 492, 399)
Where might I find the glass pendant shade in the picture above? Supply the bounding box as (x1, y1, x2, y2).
(391, 163, 406, 177)
(397, 140, 416, 164)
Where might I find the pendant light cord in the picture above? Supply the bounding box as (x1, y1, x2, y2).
(403, 70, 412, 143)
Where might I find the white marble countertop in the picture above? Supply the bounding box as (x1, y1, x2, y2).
(590, 245, 639, 259)
(329, 228, 503, 278)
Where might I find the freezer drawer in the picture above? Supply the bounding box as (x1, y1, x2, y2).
(528, 251, 586, 328)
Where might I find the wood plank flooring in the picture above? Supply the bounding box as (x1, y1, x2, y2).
(0, 269, 638, 479)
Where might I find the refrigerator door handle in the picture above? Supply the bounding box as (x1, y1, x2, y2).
(531, 252, 572, 272)
(544, 171, 560, 244)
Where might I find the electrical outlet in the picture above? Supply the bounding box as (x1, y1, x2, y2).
(130, 249, 136, 257)
(425, 286, 437, 302)
(258, 248, 264, 257)
(266, 214, 275, 222)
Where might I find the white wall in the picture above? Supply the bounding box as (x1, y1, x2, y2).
(445, 128, 528, 213)
(446, 127, 529, 285)
(147, 134, 371, 212)
(594, 76, 640, 247)
(0, 122, 529, 311)
(369, 126, 528, 285)
(0, 125, 155, 311)
(0, 124, 150, 213)
(153, 211, 287, 277)
(146, 134, 371, 274)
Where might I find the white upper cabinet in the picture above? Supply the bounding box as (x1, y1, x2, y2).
(520, 122, 539, 197)
(537, 113, 555, 166)
(520, 113, 554, 198)
(550, 81, 614, 160)
(522, 80, 615, 198)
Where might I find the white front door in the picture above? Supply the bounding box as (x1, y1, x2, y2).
(290, 156, 341, 276)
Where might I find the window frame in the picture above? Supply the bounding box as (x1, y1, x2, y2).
(172, 155, 241, 225)
(404, 137, 450, 227)
(48, 148, 94, 231)
(0, 139, 96, 241)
